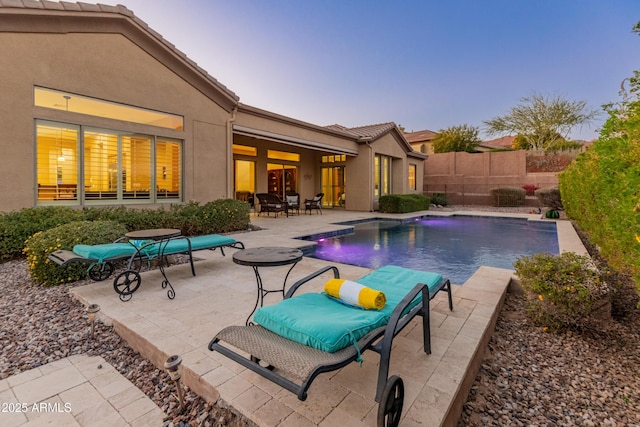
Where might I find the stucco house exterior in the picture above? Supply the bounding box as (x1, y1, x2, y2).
(0, 1, 425, 213)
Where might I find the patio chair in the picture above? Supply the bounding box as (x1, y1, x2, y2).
(209, 265, 453, 427)
(285, 191, 300, 215)
(304, 192, 324, 214)
(255, 193, 288, 217)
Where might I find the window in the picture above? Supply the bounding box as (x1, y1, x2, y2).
(374, 154, 392, 199)
(268, 150, 300, 162)
(36, 120, 182, 204)
(321, 154, 346, 163)
(35, 87, 183, 130)
(36, 122, 79, 201)
(233, 144, 257, 156)
(408, 164, 417, 190)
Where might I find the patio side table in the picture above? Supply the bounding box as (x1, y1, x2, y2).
(233, 246, 303, 325)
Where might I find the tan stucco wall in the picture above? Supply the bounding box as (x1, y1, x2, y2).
(424, 151, 559, 204)
(0, 8, 423, 215)
(0, 31, 232, 211)
(347, 144, 373, 211)
(235, 109, 360, 154)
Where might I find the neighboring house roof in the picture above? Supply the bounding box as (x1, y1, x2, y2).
(0, 0, 239, 111)
(403, 129, 438, 143)
(479, 136, 515, 150)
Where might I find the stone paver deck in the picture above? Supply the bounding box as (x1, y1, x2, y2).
(0, 354, 164, 427)
(7, 209, 584, 426)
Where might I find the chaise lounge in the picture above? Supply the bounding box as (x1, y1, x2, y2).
(209, 264, 453, 427)
(48, 233, 245, 300)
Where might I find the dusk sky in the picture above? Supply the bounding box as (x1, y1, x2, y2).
(114, 0, 640, 141)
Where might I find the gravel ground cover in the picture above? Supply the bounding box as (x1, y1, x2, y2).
(0, 259, 250, 427)
(1, 208, 639, 426)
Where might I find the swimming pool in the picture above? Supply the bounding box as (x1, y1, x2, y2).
(300, 216, 559, 284)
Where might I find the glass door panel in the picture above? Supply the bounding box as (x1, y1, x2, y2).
(267, 163, 297, 199)
(321, 166, 345, 207)
(234, 160, 255, 203)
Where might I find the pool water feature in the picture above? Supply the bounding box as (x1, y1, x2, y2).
(301, 216, 559, 284)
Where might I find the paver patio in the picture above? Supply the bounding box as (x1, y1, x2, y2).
(63, 209, 584, 426)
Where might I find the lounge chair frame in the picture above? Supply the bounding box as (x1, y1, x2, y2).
(209, 265, 453, 427)
(48, 234, 244, 301)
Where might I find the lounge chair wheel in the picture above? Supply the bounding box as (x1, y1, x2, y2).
(377, 375, 404, 427)
(88, 262, 114, 281)
(113, 270, 141, 300)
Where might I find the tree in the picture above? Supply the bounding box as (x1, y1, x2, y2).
(484, 93, 599, 151)
(432, 124, 481, 153)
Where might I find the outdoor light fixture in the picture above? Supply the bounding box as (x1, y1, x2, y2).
(164, 355, 184, 410)
(86, 304, 100, 339)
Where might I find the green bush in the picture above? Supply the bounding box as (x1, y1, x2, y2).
(0, 207, 84, 261)
(535, 187, 563, 210)
(170, 199, 251, 235)
(514, 252, 610, 331)
(429, 193, 448, 206)
(490, 187, 525, 207)
(2, 199, 251, 262)
(378, 194, 430, 213)
(559, 71, 640, 296)
(24, 220, 128, 286)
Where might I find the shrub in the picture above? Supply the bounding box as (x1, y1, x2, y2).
(521, 184, 539, 196)
(559, 71, 640, 296)
(379, 194, 430, 213)
(514, 252, 610, 331)
(0, 207, 84, 261)
(490, 187, 525, 207)
(429, 193, 448, 206)
(535, 187, 563, 210)
(2, 199, 252, 263)
(24, 220, 128, 286)
(168, 199, 250, 235)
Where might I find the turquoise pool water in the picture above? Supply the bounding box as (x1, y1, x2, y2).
(301, 216, 559, 284)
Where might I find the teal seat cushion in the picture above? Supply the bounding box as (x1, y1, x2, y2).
(356, 265, 444, 316)
(158, 234, 237, 255)
(254, 266, 444, 353)
(73, 243, 137, 262)
(254, 293, 388, 353)
(187, 234, 236, 251)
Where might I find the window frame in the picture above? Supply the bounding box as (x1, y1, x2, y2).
(35, 119, 183, 206)
(408, 164, 417, 190)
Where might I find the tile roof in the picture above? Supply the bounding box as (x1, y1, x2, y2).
(403, 129, 438, 143)
(480, 135, 516, 149)
(0, 0, 239, 103)
(325, 122, 396, 140)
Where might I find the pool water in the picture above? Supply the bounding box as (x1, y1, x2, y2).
(302, 216, 559, 284)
